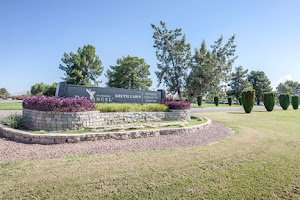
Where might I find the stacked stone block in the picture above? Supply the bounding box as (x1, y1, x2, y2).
(23, 109, 191, 131)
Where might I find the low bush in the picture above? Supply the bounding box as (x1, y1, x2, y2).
(159, 100, 190, 110)
(96, 103, 168, 112)
(242, 90, 255, 113)
(214, 96, 219, 106)
(1, 114, 24, 129)
(23, 96, 96, 112)
(228, 97, 232, 106)
(263, 92, 276, 111)
(239, 97, 242, 105)
(197, 96, 202, 106)
(12, 96, 26, 100)
(291, 95, 299, 110)
(279, 93, 290, 110)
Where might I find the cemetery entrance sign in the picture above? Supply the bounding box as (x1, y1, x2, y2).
(55, 82, 166, 104)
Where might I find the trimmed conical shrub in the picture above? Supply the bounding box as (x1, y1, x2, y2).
(214, 96, 219, 106)
(292, 95, 299, 110)
(263, 92, 276, 111)
(239, 97, 242, 105)
(197, 96, 202, 107)
(228, 97, 232, 106)
(242, 90, 255, 113)
(279, 93, 290, 110)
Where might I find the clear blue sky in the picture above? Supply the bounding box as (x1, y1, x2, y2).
(0, 0, 299, 95)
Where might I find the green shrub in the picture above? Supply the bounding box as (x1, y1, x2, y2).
(263, 92, 276, 111)
(1, 114, 24, 129)
(197, 96, 202, 106)
(279, 93, 290, 110)
(242, 90, 255, 113)
(214, 96, 219, 106)
(228, 97, 232, 106)
(95, 103, 169, 112)
(291, 95, 299, 110)
(239, 97, 242, 105)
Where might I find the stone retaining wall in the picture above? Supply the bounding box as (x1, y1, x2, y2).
(23, 109, 190, 131)
(0, 118, 211, 145)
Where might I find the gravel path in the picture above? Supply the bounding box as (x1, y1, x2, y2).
(0, 122, 234, 163)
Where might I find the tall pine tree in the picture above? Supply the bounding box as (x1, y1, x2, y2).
(186, 35, 237, 100)
(59, 45, 103, 86)
(248, 70, 272, 105)
(151, 21, 191, 99)
(227, 66, 251, 101)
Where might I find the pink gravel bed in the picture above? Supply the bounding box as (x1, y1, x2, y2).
(0, 122, 234, 163)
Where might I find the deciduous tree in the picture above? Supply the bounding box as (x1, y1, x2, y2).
(276, 80, 300, 96)
(106, 56, 152, 90)
(59, 45, 103, 86)
(0, 88, 10, 98)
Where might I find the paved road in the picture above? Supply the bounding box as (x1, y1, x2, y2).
(191, 105, 283, 113)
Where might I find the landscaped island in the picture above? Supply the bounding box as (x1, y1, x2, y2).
(0, 95, 212, 144)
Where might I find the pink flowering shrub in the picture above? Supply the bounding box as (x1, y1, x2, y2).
(159, 100, 191, 110)
(23, 96, 96, 112)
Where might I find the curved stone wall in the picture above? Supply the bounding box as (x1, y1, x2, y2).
(23, 109, 191, 131)
(0, 118, 210, 145)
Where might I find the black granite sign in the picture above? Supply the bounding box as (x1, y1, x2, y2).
(55, 82, 166, 104)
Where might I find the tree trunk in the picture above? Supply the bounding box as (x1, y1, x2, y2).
(178, 90, 182, 100)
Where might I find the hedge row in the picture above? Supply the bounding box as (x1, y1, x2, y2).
(23, 96, 96, 112)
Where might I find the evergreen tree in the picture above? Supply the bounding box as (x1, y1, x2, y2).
(59, 45, 103, 86)
(186, 35, 237, 100)
(106, 56, 152, 90)
(228, 66, 251, 102)
(248, 70, 272, 105)
(151, 21, 191, 99)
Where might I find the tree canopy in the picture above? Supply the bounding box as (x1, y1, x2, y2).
(186, 35, 237, 99)
(247, 70, 272, 105)
(276, 80, 300, 96)
(151, 21, 191, 99)
(59, 45, 103, 86)
(31, 82, 57, 96)
(227, 66, 251, 101)
(106, 56, 152, 90)
(0, 88, 10, 98)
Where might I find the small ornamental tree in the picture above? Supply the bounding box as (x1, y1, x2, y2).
(214, 96, 219, 106)
(239, 97, 242, 105)
(291, 95, 299, 110)
(242, 90, 255, 113)
(263, 92, 276, 111)
(228, 97, 232, 106)
(279, 93, 290, 110)
(197, 96, 202, 106)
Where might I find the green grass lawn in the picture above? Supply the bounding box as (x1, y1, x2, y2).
(0, 110, 299, 199)
(0, 103, 22, 110)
